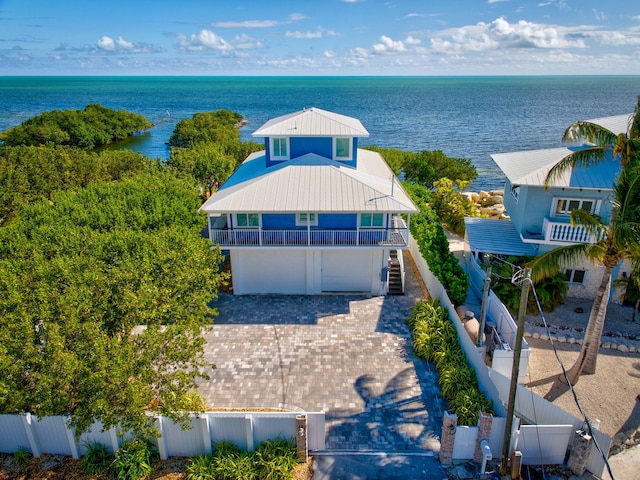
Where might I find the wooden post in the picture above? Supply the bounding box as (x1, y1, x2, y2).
(500, 267, 530, 476)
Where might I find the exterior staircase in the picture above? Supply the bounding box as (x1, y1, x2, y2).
(387, 250, 404, 295)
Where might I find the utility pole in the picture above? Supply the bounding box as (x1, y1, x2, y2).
(500, 267, 531, 476)
(477, 262, 492, 347)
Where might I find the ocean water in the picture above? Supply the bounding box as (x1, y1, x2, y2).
(1, 76, 639, 191)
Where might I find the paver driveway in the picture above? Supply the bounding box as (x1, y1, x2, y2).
(198, 253, 445, 452)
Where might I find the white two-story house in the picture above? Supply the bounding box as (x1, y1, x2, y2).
(200, 107, 418, 295)
(464, 113, 631, 301)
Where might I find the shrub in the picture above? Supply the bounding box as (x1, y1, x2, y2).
(408, 299, 494, 425)
(12, 446, 32, 466)
(81, 442, 114, 475)
(253, 438, 299, 480)
(403, 182, 469, 306)
(112, 438, 157, 480)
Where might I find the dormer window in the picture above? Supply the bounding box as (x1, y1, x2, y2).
(271, 137, 289, 160)
(334, 137, 352, 160)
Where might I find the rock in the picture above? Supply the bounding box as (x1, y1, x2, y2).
(557, 336, 567, 343)
(532, 332, 540, 339)
(482, 195, 504, 207)
(602, 341, 611, 349)
(480, 205, 505, 217)
(489, 189, 505, 196)
(568, 337, 576, 344)
(618, 344, 629, 353)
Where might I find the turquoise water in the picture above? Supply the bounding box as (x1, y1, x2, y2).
(1, 76, 639, 190)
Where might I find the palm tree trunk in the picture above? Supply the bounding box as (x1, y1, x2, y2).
(561, 266, 612, 385)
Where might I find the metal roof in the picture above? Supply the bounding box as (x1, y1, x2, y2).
(464, 218, 538, 257)
(252, 107, 370, 138)
(586, 113, 633, 136)
(491, 147, 620, 189)
(200, 149, 417, 214)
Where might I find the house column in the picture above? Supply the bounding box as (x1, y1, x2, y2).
(439, 411, 457, 466)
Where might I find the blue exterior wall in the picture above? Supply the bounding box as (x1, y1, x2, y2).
(263, 136, 359, 168)
(291, 137, 332, 159)
(507, 182, 614, 239)
(261, 213, 358, 229)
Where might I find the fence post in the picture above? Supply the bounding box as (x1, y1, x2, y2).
(108, 426, 119, 454)
(200, 415, 212, 455)
(439, 411, 457, 466)
(63, 416, 79, 459)
(473, 411, 493, 463)
(21, 413, 41, 458)
(295, 415, 308, 462)
(567, 430, 592, 476)
(245, 414, 254, 451)
(155, 416, 168, 460)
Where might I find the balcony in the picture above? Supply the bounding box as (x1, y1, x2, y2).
(521, 217, 603, 245)
(208, 216, 409, 248)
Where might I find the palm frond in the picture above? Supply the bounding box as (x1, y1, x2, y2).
(545, 147, 608, 188)
(562, 121, 617, 147)
(569, 209, 606, 239)
(527, 243, 589, 283)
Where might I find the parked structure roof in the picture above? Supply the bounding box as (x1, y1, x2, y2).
(491, 147, 620, 189)
(252, 107, 370, 138)
(464, 217, 538, 257)
(200, 149, 417, 214)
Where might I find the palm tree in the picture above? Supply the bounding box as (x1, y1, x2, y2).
(529, 100, 640, 385)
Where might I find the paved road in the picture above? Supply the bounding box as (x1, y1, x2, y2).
(199, 253, 447, 457)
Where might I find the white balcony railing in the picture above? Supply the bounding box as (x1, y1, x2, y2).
(207, 216, 409, 248)
(542, 217, 602, 244)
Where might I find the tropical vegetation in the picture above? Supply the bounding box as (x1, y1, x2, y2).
(530, 98, 640, 385)
(408, 300, 494, 425)
(0, 104, 151, 149)
(404, 182, 470, 306)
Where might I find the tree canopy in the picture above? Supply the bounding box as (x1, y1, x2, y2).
(0, 145, 154, 223)
(0, 172, 225, 436)
(0, 104, 152, 150)
(168, 110, 244, 148)
(365, 146, 477, 188)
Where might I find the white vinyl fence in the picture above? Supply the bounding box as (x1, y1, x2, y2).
(0, 411, 325, 460)
(408, 234, 611, 477)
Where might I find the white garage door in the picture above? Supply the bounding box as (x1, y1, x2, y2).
(321, 250, 374, 292)
(235, 250, 306, 294)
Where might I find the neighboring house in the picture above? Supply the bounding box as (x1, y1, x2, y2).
(200, 107, 418, 295)
(464, 113, 632, 303)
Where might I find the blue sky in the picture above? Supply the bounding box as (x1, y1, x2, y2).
(1, 0, 639, 75)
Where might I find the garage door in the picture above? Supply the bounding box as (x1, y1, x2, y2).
(321, 250, 373, 292)
(235, 250, 306, 294)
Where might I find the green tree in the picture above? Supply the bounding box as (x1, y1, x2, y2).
(168, 143, 236, 197)
(0, 145, 152, 223)
(431, 178, 478, 236)
(168, 110, 243, 148)
(0, 104, 151, 149)
(0, 172, 226, 436)
(530, 102, 640, 384)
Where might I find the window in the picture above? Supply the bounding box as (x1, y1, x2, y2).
(563, 269, 586, 284)
(271, 137, 288, 159)
(360, 213, 384, 228)
(296, 213, 318, 226)
(334, 137, 352, 160)
(235, 213, 259, 228)
(554, 198, 596, 216)
(510, 184, 520, 203)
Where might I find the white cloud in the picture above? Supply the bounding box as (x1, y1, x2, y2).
(231, 34, 265, 50)
(405, 35, 422, 45)
(179, 30, 233, 52)
(212, 13, 306, 28)
(95, 36, 161, 54)
(430, 17, 587, 55)
(324, 50, 336, 58)
(372, 35, 407, 54)
(593, 9, 606, 21)
(285, 31, 323, 39)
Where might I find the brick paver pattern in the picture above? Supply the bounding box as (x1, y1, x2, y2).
(198, 253, 445, 452)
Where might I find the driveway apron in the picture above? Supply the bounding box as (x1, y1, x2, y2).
(199, 253, 446, 453)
